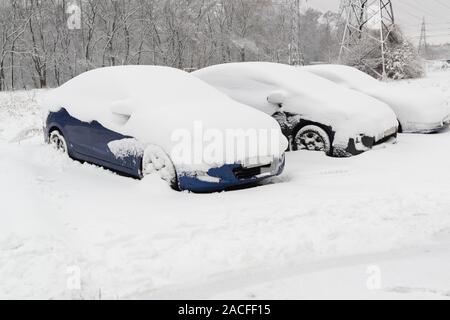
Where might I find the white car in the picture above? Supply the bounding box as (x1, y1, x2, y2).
(41, 66, 287, 193)
(193, 62, 399, 157)
(303, 64, 450, 133)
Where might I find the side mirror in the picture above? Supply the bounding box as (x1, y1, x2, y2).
(110, 99, 132, 116)
(267, 90, 287, 107)
(110, 99, 132, 124)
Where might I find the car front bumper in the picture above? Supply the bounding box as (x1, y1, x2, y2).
(404, 119, 450, 134)
(333, 126, 398, 157)
(177, 155, 286, 193)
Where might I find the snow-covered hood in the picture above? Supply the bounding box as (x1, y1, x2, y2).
(41, 66, 288, 171)
(194, 62, 398, 146)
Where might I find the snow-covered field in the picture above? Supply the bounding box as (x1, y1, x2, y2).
(1, 71, 450, 300)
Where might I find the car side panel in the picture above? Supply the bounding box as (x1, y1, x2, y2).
(46, 109, 142, 178)
(45, 109, 287, 192)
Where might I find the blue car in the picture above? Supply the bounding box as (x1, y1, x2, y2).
(43, 66, 287, 193)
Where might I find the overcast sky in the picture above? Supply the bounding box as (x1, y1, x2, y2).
(305, 0, 450, 45)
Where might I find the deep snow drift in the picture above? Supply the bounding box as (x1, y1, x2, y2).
(1, 71, 450, 299)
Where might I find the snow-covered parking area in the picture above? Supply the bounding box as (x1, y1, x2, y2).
(1, 71, 450, 300)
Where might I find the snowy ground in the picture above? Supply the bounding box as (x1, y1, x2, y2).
(1, 71, 450, 300)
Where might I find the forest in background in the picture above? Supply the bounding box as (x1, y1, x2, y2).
(0, 0, 422, 91)
(0, 0, 342, 90)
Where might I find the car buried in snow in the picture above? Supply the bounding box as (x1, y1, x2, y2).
(42, 66, 287, 193)
(302, 64, 450, 133)
(193, 62, 399, 157)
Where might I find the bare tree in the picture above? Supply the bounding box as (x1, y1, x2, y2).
(0, 0, 345, 91)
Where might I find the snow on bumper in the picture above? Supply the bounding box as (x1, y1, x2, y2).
(333, 126, 398, 157)
(375, 126, 398, 142)
(405, 118, 450, 133)
(177, 155, 285, 193)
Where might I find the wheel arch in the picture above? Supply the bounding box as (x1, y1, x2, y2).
(48, 125, 64, 135)
(45, 123, 65, 142)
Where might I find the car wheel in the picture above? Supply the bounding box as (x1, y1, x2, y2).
(49, 130, 69, 155)
(142, 145, 178, 189)
(293, 125, 331, 154)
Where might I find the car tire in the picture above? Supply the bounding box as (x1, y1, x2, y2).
(292, 125, 332, 154)
(49, 130, 69, 155)
(142, 145, 178, 189)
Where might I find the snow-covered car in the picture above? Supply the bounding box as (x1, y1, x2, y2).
(41, 66, 287, 193)
(193, 62, 399, 157)
(303, 64, 450, 133)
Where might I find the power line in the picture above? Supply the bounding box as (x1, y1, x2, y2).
(397, 0, 450, 22)
(434, 0, 450, 11)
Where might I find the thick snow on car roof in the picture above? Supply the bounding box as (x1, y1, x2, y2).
(42, 66, 287, 169)
(195, 62, 383, 116)
(194, 62, 398, 146)
(44, 65, 253, 124)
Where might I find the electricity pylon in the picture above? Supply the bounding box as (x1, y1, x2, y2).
(339, 0, 396, 79)
(289, 0, 305, 65)
(418, 17, 428, 59)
